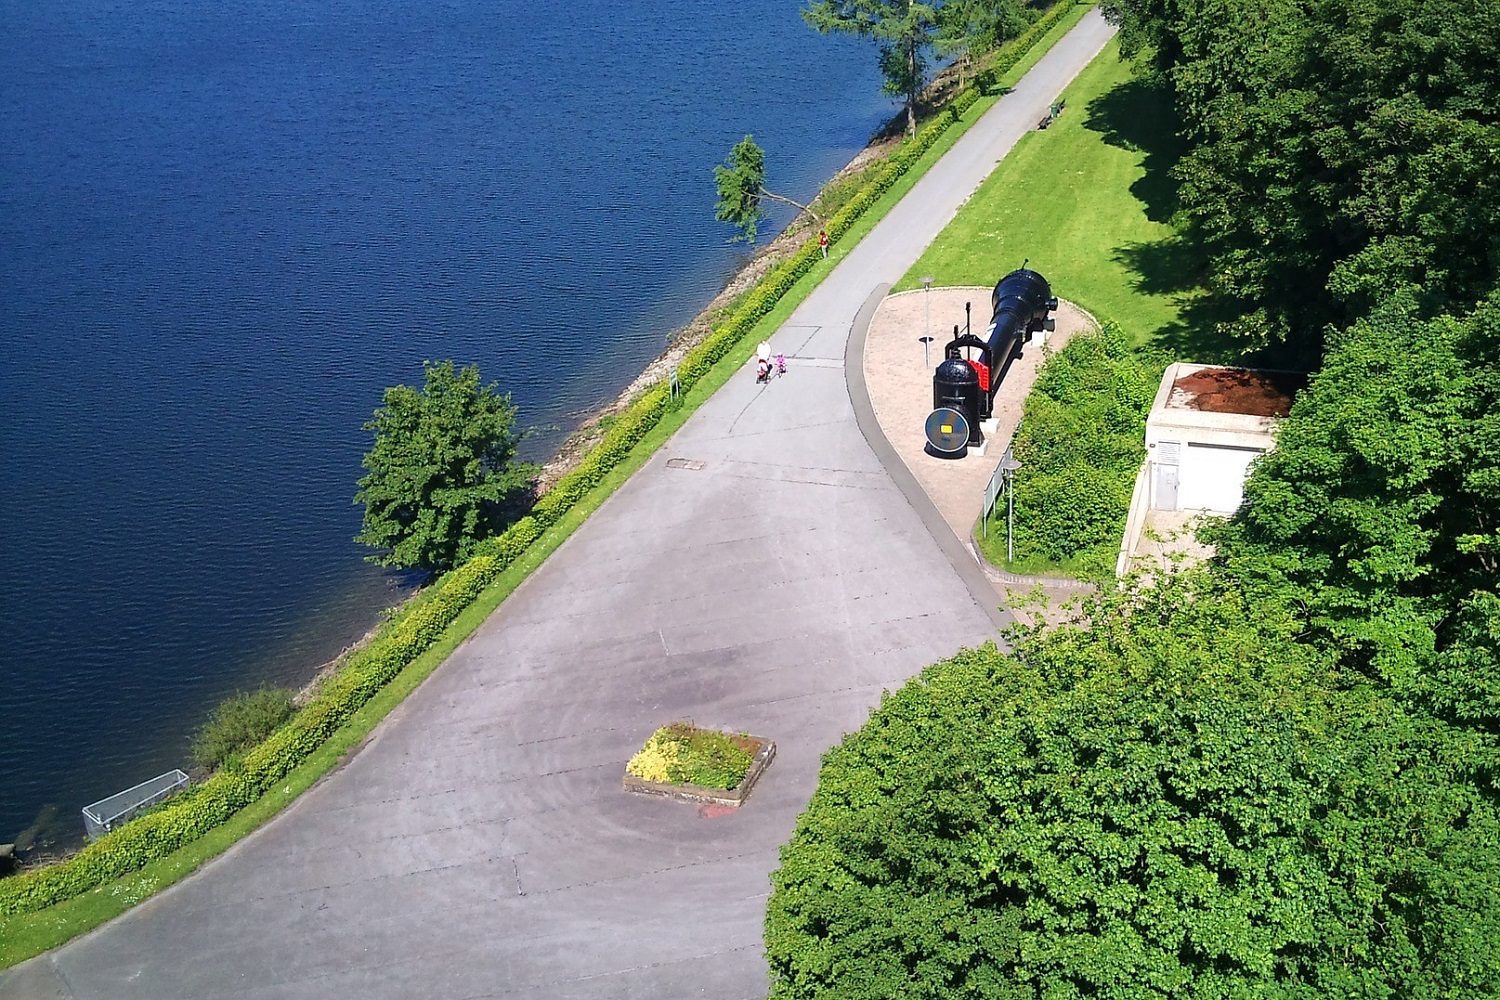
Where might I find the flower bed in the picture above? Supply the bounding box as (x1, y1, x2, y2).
(623, 723, 776, 808)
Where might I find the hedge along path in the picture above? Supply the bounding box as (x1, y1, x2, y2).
(0, 0, 1088, 927)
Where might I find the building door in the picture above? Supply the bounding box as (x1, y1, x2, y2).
(1179, 443, 1264, 512)
(1153, 462, 1179, 511)
(1152, 440, 1181, 510)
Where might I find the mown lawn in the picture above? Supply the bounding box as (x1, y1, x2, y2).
(899, 39, 1218, 355)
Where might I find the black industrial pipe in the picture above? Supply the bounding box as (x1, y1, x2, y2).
(933, 266, 1057, 432)
(983, 268, 1055, 400)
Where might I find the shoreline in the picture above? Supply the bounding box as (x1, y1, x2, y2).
(303, 59, 980, 702)
(285, 137, 904, 710)
(533, 136, 898, 493)
(13, 28, 1013, 859)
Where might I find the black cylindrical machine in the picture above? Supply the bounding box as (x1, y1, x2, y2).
(925, 266, 1057, 457)
(932, 356, 983, 445)
(984, 268, 1056, 392)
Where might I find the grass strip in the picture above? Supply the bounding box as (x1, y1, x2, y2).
(898, 36, 1190, 347)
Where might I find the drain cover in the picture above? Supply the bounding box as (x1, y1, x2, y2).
(665, 458, 705, 471)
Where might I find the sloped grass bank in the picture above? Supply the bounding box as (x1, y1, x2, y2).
(0, 2, 1092, 969)
(898, 38, 1191, 349)
(975, 325, 1168, 580)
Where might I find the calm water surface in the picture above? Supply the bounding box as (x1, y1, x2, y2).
(0, 0, 889, 844)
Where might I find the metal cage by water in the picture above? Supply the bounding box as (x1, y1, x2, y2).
(82, 769, 190, 840)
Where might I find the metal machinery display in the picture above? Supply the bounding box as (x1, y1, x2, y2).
(925, 266, 1057, 455)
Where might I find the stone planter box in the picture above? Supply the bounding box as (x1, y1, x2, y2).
(622, 735, 776, 808)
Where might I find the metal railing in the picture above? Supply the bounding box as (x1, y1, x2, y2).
(82, 769, 190, 840)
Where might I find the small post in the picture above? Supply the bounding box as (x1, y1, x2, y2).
(1000, 448, 1022, 565)
(921, 276, 934, 368)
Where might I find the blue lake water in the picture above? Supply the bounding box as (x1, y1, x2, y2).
(0, 0, 890, 845)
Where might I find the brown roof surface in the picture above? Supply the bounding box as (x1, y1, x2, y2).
(1171, 367, 1306, 418)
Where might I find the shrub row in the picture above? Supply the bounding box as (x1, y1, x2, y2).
(1001, 323, 1170, 574)
(0, 8, 1079, 918)
(0, 551, 501, 915)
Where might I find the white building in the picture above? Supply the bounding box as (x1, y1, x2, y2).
(1117, 363, 1303, 576)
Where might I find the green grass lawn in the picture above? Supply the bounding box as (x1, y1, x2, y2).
(899, 39, 1224, 357)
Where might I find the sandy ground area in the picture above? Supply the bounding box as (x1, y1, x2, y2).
(863, 287, 1095, 543)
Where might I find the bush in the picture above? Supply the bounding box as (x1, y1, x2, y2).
(766, 572, 1500, 998)
(1016, 463, 1133, 561)
(991, 323, 1169, 572)
(191, 687, 296, 771)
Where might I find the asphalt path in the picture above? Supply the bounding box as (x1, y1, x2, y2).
(2, 12, 1116, 998)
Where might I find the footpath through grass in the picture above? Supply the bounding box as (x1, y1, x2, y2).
(0, 6, 1095, 971)
(900, 39, 1229, 578)
(899, 39, 1209, 353)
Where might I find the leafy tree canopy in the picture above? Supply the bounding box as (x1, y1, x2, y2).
(766, 573, 1500, 998)
(714, 135, 821, 244)
(354, 360, 534, 573)
(934, 0, 1030, 81)
(1104, 0, 1500, 357)
(804, 0, 942, 137)
(1211, 291, 1500, 720)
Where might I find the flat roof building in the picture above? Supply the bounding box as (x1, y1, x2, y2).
(1118, 363, 1304, 577)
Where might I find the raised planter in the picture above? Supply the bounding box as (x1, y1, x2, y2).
(623, 733, 776, 808)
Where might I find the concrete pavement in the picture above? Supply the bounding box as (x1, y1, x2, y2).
(1, 12, 1116, 998)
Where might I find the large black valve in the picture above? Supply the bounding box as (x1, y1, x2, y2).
(926, 267, 1057, 457)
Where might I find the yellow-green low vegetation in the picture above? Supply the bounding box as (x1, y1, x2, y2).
(0, 7, 1093, 970)
(626, 723, 757, 791)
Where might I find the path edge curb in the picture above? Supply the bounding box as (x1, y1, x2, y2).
(845, 284, 1013, 632)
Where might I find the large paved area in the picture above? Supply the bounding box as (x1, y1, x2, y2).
(2, 13, 1116, 999)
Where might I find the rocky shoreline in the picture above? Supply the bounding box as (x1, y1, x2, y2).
(532, 136, 897, 494)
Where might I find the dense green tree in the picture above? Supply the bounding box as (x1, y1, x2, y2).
(1104, 0, 1500, 358)
(1212, 293, 1500, 692)
(766, 573, 1500, 998)
(933, 0, 1029, 90)
(714, 135, 822, 244)
(354, 360, 534, 573)
(804, 0, 941, 138)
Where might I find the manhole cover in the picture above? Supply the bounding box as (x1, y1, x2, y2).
(665, 458, 705, 471)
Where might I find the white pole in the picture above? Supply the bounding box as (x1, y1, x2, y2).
(921, 276, 933, 368)
(1006, 471, 1015, 565)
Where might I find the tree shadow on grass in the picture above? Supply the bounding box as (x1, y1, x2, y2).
(1081, 77, 1253, 364)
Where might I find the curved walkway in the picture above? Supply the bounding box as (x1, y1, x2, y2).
(2, 13, 1116, 999)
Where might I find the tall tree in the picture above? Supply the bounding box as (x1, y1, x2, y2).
(1212, 292, 1500, 691)
(934, 0, 1028, 90)
(766, 574, 1500, 998)
(1105, 0, 1500, 356)
(713, 135, 822, 244)
(354, 360, 535, 573)
(804, 0, 941, 138)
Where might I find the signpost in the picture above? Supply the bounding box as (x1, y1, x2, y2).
(1000, 448, 1022, 564)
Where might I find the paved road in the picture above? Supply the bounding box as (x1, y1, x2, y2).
(2, 13, 1115, 999)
